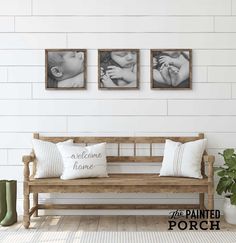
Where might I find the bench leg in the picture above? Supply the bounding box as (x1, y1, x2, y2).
(208, 181, 214, 211)
(23, 183, 30, 229)
(208, 193, 214, 211)
(33, 193, 38, 217)
(199, 193, 205, 209)
(207, 187, 214, 230)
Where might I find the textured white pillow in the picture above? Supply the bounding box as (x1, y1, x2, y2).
(159, 139, 207, 179)
(32, 139, 73, 178)
(57, 143, 108, 180)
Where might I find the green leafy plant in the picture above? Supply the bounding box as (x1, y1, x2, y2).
(216, 149, 236, 205)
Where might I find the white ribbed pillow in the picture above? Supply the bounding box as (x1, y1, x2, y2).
(159, 139, 207, 179)
(32, 139, 73, 178)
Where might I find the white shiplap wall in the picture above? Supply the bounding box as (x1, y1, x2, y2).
(0, 0, 236, 215)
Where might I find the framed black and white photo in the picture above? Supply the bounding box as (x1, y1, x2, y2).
(98, 49, 140, 89)
(151, 49, 192, 90)
(45, 49, 87, 90)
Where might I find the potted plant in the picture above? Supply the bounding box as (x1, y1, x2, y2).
(216, 149, 236, 224)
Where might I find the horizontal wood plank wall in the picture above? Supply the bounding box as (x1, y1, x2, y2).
(0, 0, 235, 215)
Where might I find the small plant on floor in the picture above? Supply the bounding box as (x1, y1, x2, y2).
(216, 149, 236, 205)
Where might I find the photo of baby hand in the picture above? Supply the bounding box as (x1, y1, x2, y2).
(106, 66, 124, 79)
(99, 49, 139, 89)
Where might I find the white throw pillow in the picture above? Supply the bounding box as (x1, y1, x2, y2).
(57, 143, 108, 180)
(32, 139, 73, 178)
(159, 139, 207, 179)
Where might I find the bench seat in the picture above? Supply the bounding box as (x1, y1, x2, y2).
(29, 173, 208, 186)
(28, 174, 209, 194)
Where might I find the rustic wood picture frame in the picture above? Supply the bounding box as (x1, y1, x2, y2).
(98, 49, 140, 90)
(150, 49, 192, 90)
(45, 49, 87, 90)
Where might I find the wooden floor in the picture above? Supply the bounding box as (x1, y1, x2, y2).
(0, 216, 236, 232)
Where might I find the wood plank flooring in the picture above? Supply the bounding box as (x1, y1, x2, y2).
(0, 216, 236, 232)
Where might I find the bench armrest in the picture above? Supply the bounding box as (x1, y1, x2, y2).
(203, 155, 215, 165)
(22, 153, 35, 164)
(203, 155, 215, 182)
(22, 152, 36, 181)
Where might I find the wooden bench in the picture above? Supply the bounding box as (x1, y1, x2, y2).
(22, 133, 215, 229)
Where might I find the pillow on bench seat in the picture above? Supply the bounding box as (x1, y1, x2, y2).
(160, 139, 207, 179)
(32, 139, 73, 178)
(57, 142, 108, 180)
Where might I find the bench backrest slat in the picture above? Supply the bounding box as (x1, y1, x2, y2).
(107, 156, 163, 163)
(37, 135, 202, 144)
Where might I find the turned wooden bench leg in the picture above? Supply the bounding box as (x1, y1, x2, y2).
(207, 192, 214, 230)
(23, 182, 30, 229)
(208, 162, 214, 212)
(33, 193, 38, 217)
(206, 154, 215, 229)
(208, 192, 214, 211)
(207, 182, 214, 229)
(199, 193, 205, 209)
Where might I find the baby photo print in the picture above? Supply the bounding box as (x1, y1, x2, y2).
(45, 49, 87, 89)
(98, 49, 140, 89)
(151, 49, 192, 89)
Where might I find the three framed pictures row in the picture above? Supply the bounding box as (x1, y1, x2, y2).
(45, 49, 192, 90)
